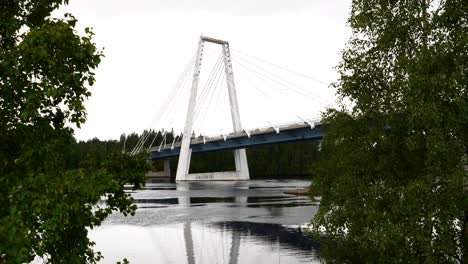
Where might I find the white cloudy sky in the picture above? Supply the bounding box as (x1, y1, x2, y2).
(56, 0, 352, 140)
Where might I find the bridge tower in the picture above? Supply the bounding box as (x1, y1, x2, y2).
(176, 36, 250, 181)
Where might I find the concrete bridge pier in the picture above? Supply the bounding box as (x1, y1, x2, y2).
(176, 36, 249, 181)
(146, 158, 171, 182)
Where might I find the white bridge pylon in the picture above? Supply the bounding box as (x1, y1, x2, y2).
(176, 36, 250, 181)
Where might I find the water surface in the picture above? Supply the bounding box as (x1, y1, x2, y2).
(91, 179, 320, 263)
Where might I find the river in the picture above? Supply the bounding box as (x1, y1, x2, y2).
(90, 179, 320, 263)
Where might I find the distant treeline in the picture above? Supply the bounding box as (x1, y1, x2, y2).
(70, 130, 321, 178)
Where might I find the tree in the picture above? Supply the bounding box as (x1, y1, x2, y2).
(0, 1, 149, 263)
(310, 0, 467, 263)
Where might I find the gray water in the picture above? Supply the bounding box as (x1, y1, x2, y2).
(90, 179, 321, 264)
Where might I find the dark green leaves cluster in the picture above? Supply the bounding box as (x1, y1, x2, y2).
(1, 12, 98, 129)
(311, 0, 467, 263)
(0, 1, 150, 263)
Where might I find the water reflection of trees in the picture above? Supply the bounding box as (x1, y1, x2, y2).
(213, 221, 320, 253)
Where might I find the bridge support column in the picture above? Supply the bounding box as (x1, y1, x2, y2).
(146, 158, 172, 182)
(176, 38, 204, 181)
(176, 36, 249, 181)
(164, 158, 171, 176)
(223, 44, 249, 180)
(184, 149, 192, 176)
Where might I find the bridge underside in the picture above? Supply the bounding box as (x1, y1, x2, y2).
(151, 125, 324, 160)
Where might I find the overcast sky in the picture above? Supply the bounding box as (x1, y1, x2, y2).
(56, 0, 352, 141)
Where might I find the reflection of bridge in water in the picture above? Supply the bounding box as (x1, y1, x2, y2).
(179, 221, 320, 264)
(93, 180, 319, 263)
(175, 182, 318, 264)
(177, 182, 319, 264)
(177, 183, 244, 264)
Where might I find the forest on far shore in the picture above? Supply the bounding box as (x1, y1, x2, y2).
(72, 130, 321, 178)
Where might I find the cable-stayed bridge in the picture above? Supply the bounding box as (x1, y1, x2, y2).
(132, 36, 333, 181)
(150, 121, 324, 159)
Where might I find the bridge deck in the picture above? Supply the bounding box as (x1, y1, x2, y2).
(150, 122, 324, 160)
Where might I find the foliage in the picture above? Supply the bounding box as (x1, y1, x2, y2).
(0, 1, 149, 263)
(310, 0, 467, 263)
